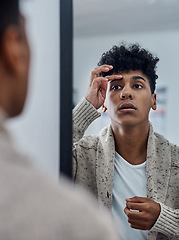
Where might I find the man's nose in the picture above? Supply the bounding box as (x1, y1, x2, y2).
(120, 87, 133, 100)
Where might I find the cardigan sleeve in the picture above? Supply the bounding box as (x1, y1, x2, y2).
(73, 98, 101, 143)
(151, 202, 179, 237)
(73, 98, 101, 179)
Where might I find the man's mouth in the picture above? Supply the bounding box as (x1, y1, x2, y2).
(118, 103, 137, 112)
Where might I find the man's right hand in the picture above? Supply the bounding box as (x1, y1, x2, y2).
(85, 65, 113, 109)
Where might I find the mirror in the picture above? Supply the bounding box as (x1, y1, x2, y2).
(73, 0, 179, 144)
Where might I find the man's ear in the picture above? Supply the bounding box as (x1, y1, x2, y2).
(1, 26, 24, 78)
(151, 93, 157, 110)
(102, 104, 107, 113)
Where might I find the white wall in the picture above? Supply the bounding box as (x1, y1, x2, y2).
(7, 0, 60, 175)
(74, 29, 179, 144)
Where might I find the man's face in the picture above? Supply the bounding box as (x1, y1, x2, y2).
(0, 14, 30, 117)
(104, 70, 156, 128)
(13, 15, 30, 116)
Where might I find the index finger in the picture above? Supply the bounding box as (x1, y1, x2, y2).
(106, 74, 123, 83)
(126, 197, 148, 203)
(126, 202, 146, 212)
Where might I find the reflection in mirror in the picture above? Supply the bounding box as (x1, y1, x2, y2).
(73, 2, 179, 239)
(73, 0, 179, 144)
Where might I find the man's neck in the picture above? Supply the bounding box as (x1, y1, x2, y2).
(111, 122, 149, 165)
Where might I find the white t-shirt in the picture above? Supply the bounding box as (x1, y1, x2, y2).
(112, 152, 147, 240)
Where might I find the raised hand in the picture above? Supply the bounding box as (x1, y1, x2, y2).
(124, 196, 161, 230)
(85, 65, 113, 109)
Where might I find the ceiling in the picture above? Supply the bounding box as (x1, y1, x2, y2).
(73, 0, 179, 37)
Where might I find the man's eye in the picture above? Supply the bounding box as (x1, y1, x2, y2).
(111, 85, 122, 90)
(134, 84, 143, 89)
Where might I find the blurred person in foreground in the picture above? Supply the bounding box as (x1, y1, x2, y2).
(0, 1, 119, 240)
(73, 43, 179, 240)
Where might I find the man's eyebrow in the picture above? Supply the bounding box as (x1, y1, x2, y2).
(109, 78, 123, 83)
(132, 76, 146, 82)
(109, 75, 146, 83)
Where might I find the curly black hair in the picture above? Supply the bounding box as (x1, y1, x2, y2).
(98, 43, 159, 94)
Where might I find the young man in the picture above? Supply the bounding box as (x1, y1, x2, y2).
(73, 44, 179, 240)
(0, 1, 119, 239)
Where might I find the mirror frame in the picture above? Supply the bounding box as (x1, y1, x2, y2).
(60, 0, 73, 178)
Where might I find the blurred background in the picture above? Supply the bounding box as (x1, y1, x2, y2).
(73, 0, 179, 144)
